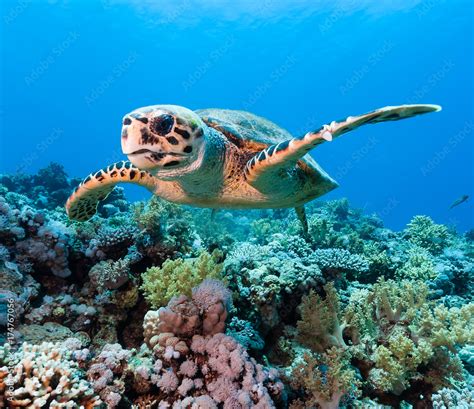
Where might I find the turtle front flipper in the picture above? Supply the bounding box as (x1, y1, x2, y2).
(66, 161, 158, 221)
(245, 104, 441, 185)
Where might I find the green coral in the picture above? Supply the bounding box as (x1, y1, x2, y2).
(141, 250, 224, 308)
(297, 284, 347, 352)
(307, 199, 378, 253)
(291, 348, 360, 409)
(395, 246, 436, 280)
(405, 215, 450, 254)
(132, 196, 193, 250)
(370, 329, 434, 394)
(295, 279, 474, 399)
(362, 241, 395, 281)
(250, 217, 281, 244)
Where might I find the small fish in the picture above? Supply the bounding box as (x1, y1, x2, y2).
(449, 195, 469, 209)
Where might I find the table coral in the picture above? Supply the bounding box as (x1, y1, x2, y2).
(309, 248, 369, 279)
(85, 222, 139, 260)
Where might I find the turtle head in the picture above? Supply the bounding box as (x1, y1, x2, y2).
(121, 105, 206, 177)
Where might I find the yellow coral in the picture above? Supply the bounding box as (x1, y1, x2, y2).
(371, 278, 427, 323)
(141, 250, 224, 308)
(371, 330, 434, 394)
(417, 303, 474, 349)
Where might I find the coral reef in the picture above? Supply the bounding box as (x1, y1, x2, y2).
(1, 165, 473, 408)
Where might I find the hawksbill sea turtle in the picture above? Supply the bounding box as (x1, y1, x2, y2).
(66, 104, 441, 233)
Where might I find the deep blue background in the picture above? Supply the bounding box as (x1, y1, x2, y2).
(1, 0, 473, 231)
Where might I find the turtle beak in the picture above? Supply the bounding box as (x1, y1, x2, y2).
(121, 117, 158, 168)
(121, 117, 143, 154)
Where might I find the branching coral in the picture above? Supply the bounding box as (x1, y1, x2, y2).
(405, 215, 450, 254)
(225, 238, 324, 335)
(291, 348, 360, 409)
(309, 248, 369, 279)
(86, 343, 132, 406)
(1, 163, 473, 408)
(141, 250, 224, 308)
(86, 223, 139, 260)
(140, 280, 284, 408)
(0, 341, 101, 407)
(431, 384, 474, 408)
(295, 279, 474, 403)
(132, 196, 194, 250)
(306, 199, 382, 253)
(88, 257, 131, 291)
(395, 246, 436, 280)
(297, 284, 347, 352)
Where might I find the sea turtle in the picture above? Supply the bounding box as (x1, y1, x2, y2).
(66, 103, 441, 232)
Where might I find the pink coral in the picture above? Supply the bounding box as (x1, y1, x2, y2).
(140, 282, 284, 407)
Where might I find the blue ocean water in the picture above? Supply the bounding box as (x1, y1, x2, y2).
(1, 0, 473, 231)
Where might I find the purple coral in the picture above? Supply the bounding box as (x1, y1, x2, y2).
(144, 280, 230, 343)
(141, 281, 284, 407)
(86, 343, 132, 407)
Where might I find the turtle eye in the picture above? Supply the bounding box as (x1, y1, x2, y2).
(152, 114, 174, 136)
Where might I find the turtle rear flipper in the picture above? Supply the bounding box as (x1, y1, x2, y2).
(245, 104, 441, 185)
(66, 161, 157, 221)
